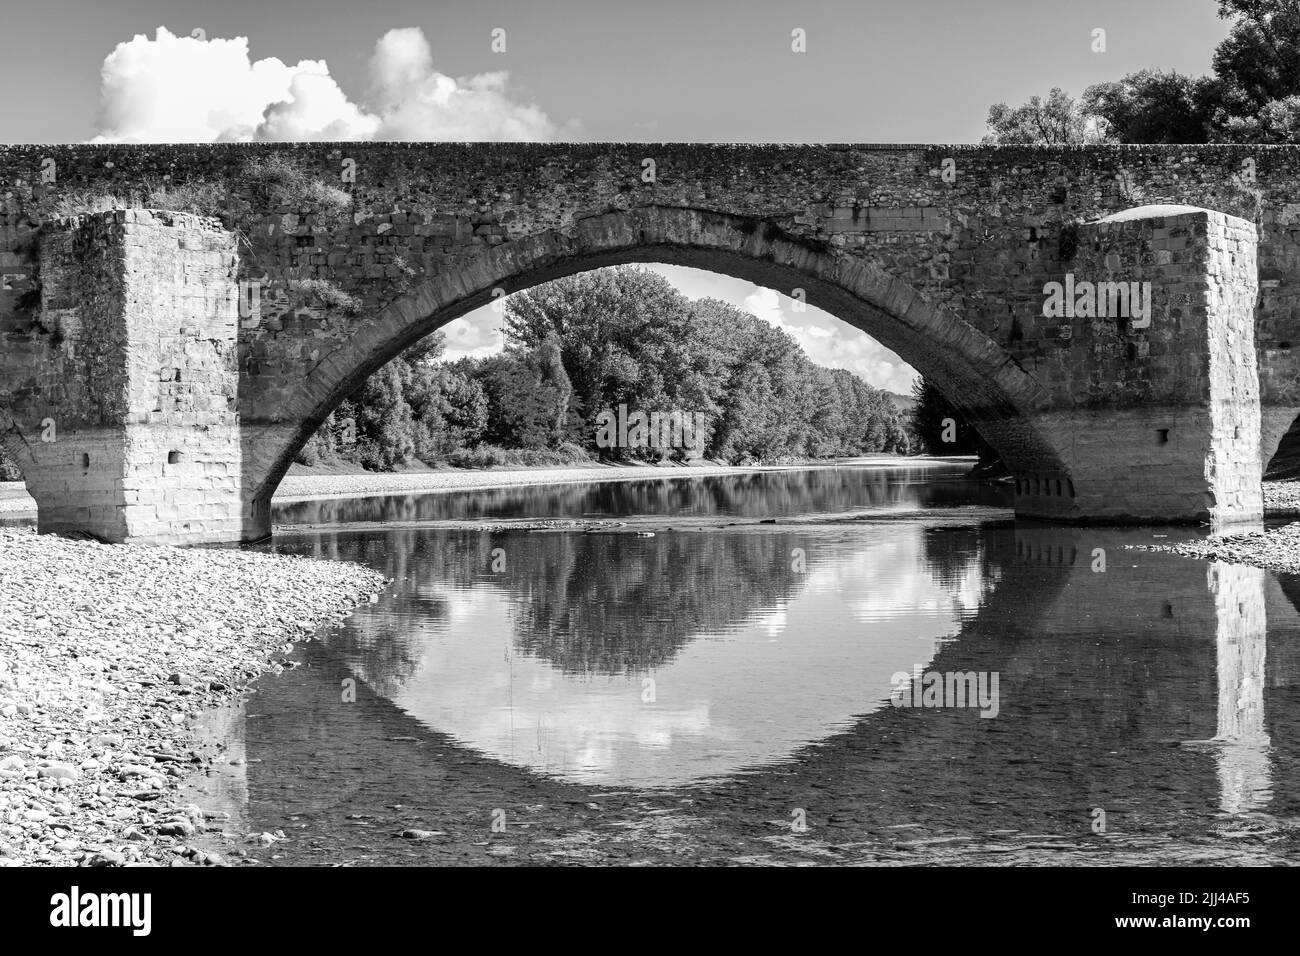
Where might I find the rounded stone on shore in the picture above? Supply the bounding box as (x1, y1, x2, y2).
(0, 526, 387, 868)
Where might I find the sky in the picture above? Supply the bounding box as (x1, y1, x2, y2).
(0, 0, 1234, 393)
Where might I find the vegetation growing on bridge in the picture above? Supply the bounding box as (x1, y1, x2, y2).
(288, 278, 363, 316)
(40, 154, 351, 224)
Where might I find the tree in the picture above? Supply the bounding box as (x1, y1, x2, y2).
(408, 363, 488, 459)
(1081, 70, 1215, 144)
(910, 379, 996, 459)
(1005, 2, 1300, 145)
(982, 88, 1111, 144)
(353, 361, 415, 470)
(503, 266, 712, 443)
(301, 265, 915, 470)
(471, 339, 574, 450)
(1207, 0, 1300, 140)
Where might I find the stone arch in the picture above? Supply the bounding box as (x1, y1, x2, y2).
(245, 204, 1064, 516)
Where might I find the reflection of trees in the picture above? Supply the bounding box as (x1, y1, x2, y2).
(291, 525, 813, 686)
(275, 467, 1014, 692)
(500, 532, 810, 676)
(332, 617, 431, 699)
(920, 524, 1004, 593)
(272, 466, 1012, 528)
(284, 530, 452, 699)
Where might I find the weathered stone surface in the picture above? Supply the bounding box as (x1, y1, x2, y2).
(1017, 207, 1261, 525)
(6, 210, 242, 543)
(0, 143, 1291, 538)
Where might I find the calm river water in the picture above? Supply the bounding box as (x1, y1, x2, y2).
(187, 464, 1300, 865)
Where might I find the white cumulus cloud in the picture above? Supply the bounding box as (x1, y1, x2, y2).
(91, 26, 569, 143)
(742, 287, 918, 395)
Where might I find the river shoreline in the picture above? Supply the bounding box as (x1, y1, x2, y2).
(1139, 521, 1300, 574)
(5, 462, 1298, 867)
(0, 455, 976, 516)
(0, 528, 387, 867)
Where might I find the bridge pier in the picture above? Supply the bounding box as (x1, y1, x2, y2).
(3, 210, 254, 544)
(1010, 206, 1262, 526)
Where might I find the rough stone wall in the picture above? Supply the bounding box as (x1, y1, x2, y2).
(1206, 214, 1264, 524)
(0, 144, 1292, 537)
(1017, 208, 1261, 524)
(10, 210, 242, 543)
(0, 144, 1291, 399)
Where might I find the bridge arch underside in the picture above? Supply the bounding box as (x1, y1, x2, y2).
(246, 207, 1065, 533)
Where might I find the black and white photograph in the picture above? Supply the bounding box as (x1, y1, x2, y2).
(0, 0, 1294, 934)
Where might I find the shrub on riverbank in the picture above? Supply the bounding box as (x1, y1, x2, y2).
(446, 442, 591, 469)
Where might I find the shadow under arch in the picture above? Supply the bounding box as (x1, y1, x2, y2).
(244, 205, 1064, 513)
(0, 408, 33, 479)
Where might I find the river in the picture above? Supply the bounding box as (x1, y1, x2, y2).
(184, 463, 1300, 865)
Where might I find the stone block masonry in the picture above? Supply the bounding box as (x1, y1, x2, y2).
(0, 143, 1294, 541)
(12, 210, 244, 544)
(1016, 207, 1261, 525)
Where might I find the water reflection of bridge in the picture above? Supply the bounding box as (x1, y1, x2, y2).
(794, 526, 1293, 835)
(218, 521, 1299, 860)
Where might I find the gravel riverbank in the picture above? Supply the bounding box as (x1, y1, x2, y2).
(1139, 520, 1300, 574)
(1264, 480, 1300, 515)
(0, 528, 387, 867)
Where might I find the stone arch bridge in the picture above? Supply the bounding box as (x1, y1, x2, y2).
(0, 143, 1294, 543)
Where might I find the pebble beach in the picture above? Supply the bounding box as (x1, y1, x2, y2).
(1143, 519, 1300, 574)
(0, 528, 386, 867)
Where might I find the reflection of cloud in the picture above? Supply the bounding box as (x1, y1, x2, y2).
(742, 287, 918, 395)
(821, 533, 993, 623)
(751, 606, 788, 639)
(93, 26, 571, 143)
(441, 310, 504, 362)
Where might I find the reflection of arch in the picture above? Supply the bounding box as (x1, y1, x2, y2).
(231, 521, 1286, 842)
(723, 524, 1277, 838)
(333, 517, 1010, 787)
(247, 206, 1063, 508)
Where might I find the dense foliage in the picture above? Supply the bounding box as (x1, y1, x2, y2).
(297, 266, 913, 471)
(986, 2, 1300, 145)
(908, 379, 995, 459)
